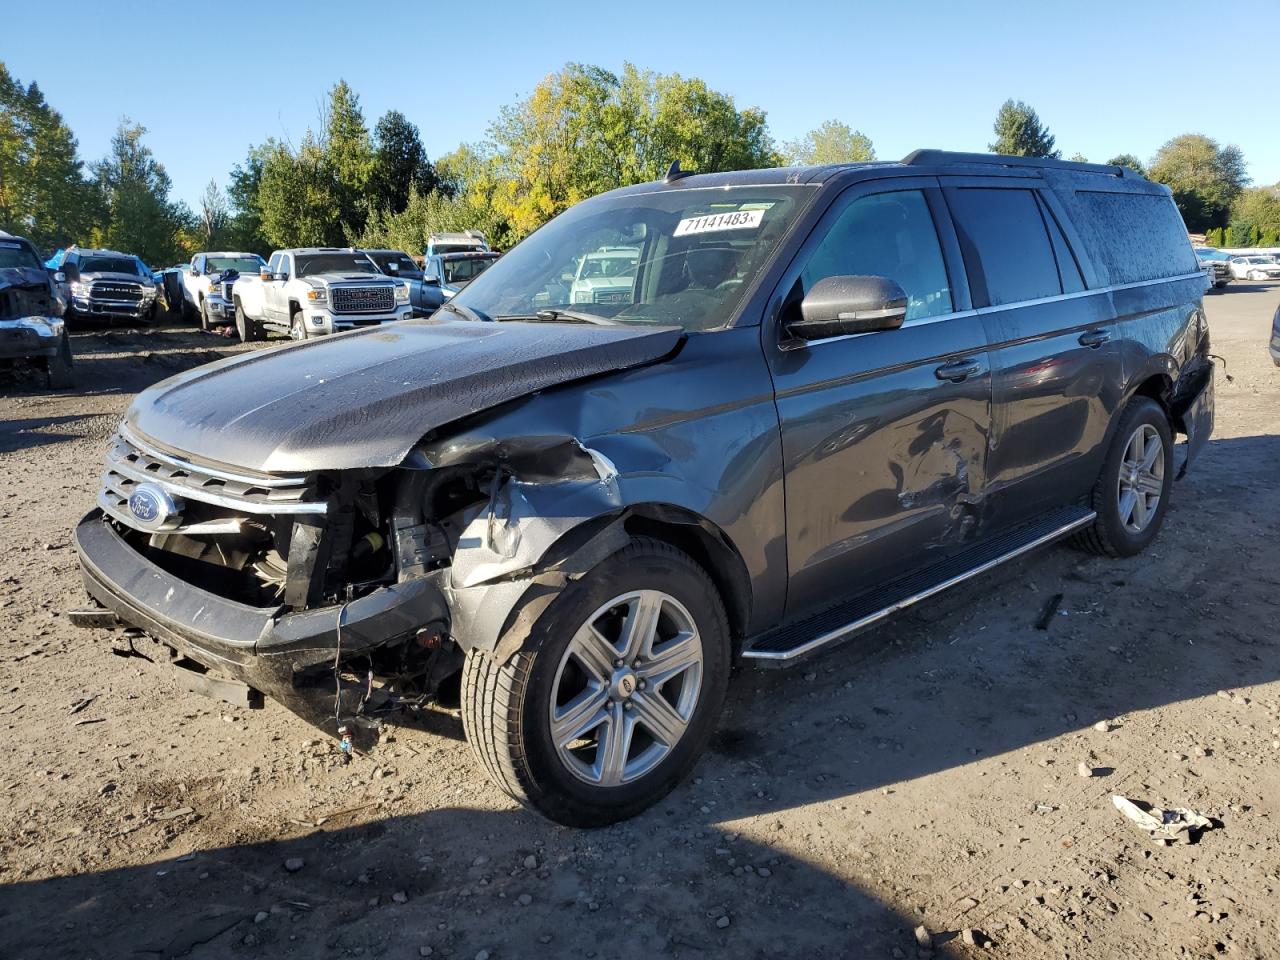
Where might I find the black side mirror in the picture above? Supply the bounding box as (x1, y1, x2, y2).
(789, 275, 908, 341)
(423, 275, 440, 285)
(273, 271, 289, 282)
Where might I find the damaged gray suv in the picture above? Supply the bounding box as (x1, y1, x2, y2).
(72, 151, 1215, 826)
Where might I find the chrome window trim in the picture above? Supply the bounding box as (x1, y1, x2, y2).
(795, 271, 1205, 346)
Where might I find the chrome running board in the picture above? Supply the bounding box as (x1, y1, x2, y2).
(742, 506, 1096, 664)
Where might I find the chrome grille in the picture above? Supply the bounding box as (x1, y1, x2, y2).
(90, 281, 142, 302)
(592, 289, 630, 304)
(330, 284, 394, 314)
(98, 426, 326, 533)
(222, 280, 236, 299)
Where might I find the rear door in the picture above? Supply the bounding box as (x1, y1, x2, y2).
(766, 178, 993, 617)
(941, 178, 1122, 526)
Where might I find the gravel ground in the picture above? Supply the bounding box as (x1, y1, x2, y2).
(1, 291, 1278, 960)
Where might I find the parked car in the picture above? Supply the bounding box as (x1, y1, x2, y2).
(359, 249, 429, 314)
(1228, 255, 1280, 281)
(55, 246, 160, 323)
(0, 231, 73, 387)
(70, 150, 1214, 826)
(1271, 300, 1280, 366)
(425, 231, 489, 258)
(569, 245, 641, 305)
(181, 252, 267, 330)
(229, 247, 412, 341)
(1193, 247, 1231, 290)
(420, 251, 501, 311)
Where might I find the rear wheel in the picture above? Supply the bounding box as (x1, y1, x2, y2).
(45, 335, 74, 390)
(1073, 397, 1173, 557)
(461, 538, 730, 827)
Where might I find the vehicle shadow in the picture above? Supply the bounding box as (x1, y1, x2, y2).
(0, 415, 92, 454)
(1, 433, 1276, 958)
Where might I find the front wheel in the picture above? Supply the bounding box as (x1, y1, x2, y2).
(45, 335, 74, 389)
(1249, 270, 1263, 281)
(235, 300, 262, 342)
(461, 538, 731, 827)
(1073, 397, 1174, 557)
(199, 297, 215, 331)
(289, 312, 307, 340)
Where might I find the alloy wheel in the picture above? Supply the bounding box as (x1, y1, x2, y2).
(1116, 423, 1164, 534)
(549, 590, 704, 787)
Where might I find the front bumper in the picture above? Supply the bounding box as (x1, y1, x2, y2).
(308, 305, 414, 335)
(72, 509, 449, 741)
(0, 320, 62, 361)
(71, 296, 153, 319)
(206, 294, 235, 320)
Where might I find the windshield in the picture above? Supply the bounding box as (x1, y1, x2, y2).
(0, 241, 43, 270)
(79, 255, 139, 275)
(367, 251, 423, 278)
(452, 185, 814, 331)
(432, 243, 485, 256)
(1247, 257, 1274, 264)
(1194, 248, 1227, 261)
(442, 256, 498, 285)
(207, 256, 264, 274)
(296, 253, 377, 277)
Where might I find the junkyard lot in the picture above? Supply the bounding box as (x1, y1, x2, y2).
(1, 289, 1278, 959)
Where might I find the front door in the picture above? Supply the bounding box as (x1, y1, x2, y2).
(767, 180, 994, 618)
(264, 253, 289, 322)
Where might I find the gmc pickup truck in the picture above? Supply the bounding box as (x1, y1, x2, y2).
(181, 251, 267, 330)
(230, 247, 412, 341)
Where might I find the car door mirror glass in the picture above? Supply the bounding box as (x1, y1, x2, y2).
(790, 275, 908, 341)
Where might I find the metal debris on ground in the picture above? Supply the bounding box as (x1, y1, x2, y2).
(1035, 592, 1064, 630)
(1111, 795, 1214, 845)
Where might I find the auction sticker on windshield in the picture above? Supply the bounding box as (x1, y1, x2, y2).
(674, 209, 765, 237)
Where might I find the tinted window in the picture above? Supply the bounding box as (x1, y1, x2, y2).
(1070, 191, 1199, 284)
(1038, 196, 1085, 294)
(295, 253, 377, 277)
(947, 188, 1060, 306)
(79, 255, 140, 275)
(800, 190, 952, 322)
(0, 240, 42, 270)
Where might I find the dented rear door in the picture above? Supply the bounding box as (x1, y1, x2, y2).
(766, 179, 994, 618)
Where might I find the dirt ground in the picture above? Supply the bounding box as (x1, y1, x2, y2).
(1, 290, 1278, 960)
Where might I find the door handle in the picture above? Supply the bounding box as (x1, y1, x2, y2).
(934, 358, 982, 382)
(1078, 329, 1111, 348)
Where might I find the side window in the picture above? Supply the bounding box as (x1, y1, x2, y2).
(800, 190, 953, 322)
(1037, 195, 1084, 294)
(947, 187, 1061, 306)
(267, 253, 281, 274)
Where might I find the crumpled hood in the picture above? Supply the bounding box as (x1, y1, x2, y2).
(0, 266, 50, 292)
(125, 318, 682, 474)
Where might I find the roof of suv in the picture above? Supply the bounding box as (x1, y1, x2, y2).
(70, 246, 133, 259)
(612, 149, 1157, 196)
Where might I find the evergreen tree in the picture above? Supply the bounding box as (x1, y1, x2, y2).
(989, 99, 1059, 158)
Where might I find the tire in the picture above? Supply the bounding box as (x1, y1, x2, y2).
(1073, 397, 1174, 557)
(1249, 270, 1262, 281)
(289, 311, 307, 340)
(235, 299, 263, 342)
(199, 297, 215, 332)
(461, 537, 731, 827)
(45, 335, 74, 390)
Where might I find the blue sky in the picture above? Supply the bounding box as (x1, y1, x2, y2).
(4, 0, 1276, 210)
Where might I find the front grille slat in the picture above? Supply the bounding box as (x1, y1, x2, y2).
(330, 284, 395, 314)
(90, 282, 143, 302)
(100, 428, 327, 533)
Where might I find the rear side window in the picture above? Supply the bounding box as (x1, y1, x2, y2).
(1071, 191, 1199, 284)
(946, 188, 1063, 307)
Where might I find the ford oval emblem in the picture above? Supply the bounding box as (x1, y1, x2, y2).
(127, 482, 178, 530)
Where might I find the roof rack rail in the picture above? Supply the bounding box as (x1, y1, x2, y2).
(901, 149, 1136, 178)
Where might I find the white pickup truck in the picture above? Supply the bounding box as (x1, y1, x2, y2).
(230, 247, 412, 341)
(181, 251, 267, 330)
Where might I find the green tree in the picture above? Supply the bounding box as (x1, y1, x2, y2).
(226, 142, 271, 253)
(486, 62, 779, 243)
(1147, 134, 1248, 232)
(0, 63, 100, 250)
(1225, 185, 1280, 247)
(1106, 153, 1147, 177)
(370, 110, 436, 216)
(783, 120, 875, 166)
(1068, 152, 1088, 163)
(198, 179, 229, 250)
(92, 119, 187, 265)
(323, 80, 374, 235)
(989, 99, 1059, 158)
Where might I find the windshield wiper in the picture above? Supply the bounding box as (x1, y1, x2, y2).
(493, 309, 614, 325)
(438, 300, 490, 323)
